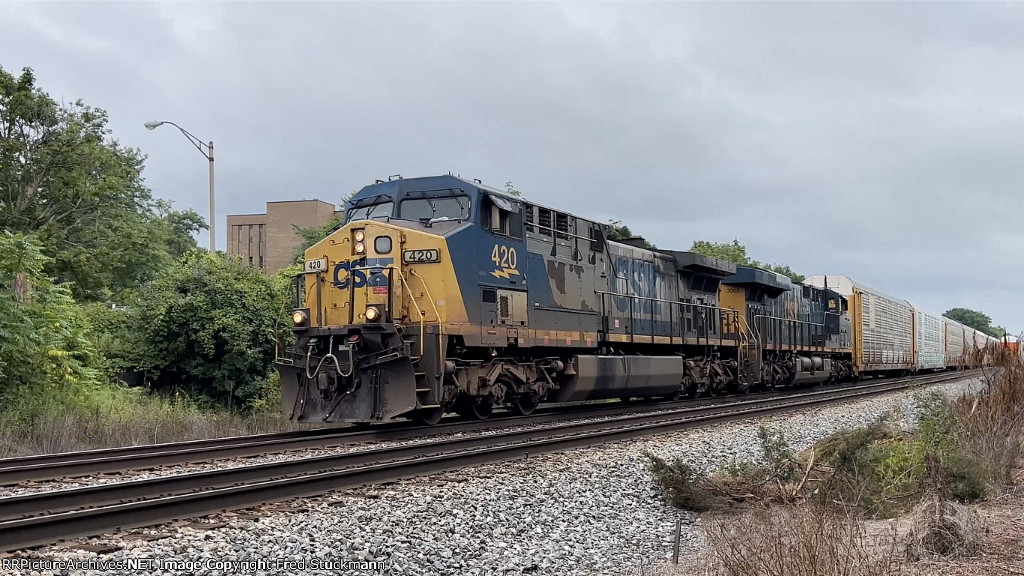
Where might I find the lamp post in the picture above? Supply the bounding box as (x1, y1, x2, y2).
(144, 121, 216, 253)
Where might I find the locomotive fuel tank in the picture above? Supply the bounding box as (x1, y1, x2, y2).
(788, 355, 832, 385)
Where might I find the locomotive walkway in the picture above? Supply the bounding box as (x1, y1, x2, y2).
(0, 370, 976, 552)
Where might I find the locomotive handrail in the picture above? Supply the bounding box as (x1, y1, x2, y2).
(594, 290, 741, 313)
(409, 268, 445, 376)
(752, 310, 843, 349)
(595, 290, 742, 343)
(524, 221, 592, 242)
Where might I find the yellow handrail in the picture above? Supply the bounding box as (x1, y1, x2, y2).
(409, 269, 445, 373)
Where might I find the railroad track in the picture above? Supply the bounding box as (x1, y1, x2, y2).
(0, 375, 917, 485)
(0, 370, 976, 552)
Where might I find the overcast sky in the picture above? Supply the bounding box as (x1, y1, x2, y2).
(2, 1, 1021, 332)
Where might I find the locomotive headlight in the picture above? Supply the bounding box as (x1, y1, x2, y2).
(353, 229, 365, 242)
(355, 241, 366, 255)
(365, 306, 380, 321)
(292, 309, 309, 327)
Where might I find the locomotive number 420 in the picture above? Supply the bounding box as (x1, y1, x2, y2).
(491, 244, 517, 269)
(403, 249, 441, 263)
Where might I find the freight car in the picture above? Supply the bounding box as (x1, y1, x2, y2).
(279, 175, 993, 425)
(942, 316, 967, 370)
(804, 276, 915, 377)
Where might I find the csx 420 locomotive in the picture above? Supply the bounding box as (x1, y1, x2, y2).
(280, 175, 996, 425)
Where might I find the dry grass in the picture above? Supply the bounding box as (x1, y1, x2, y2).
(950, 360, 1024, 487)
(684, 503, 902, 576)
(904, 499, 983, 562)
(0, 384, 306, 458)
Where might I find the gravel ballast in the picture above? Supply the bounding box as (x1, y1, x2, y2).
(9, 376, 984, 576)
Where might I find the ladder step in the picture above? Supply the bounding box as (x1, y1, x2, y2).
(416, 388, 432, 393)
(414, 371, 426, 376)
(418, 404, 441, 409)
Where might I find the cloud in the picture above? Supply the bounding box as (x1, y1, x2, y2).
(1, 1, 1021, 330)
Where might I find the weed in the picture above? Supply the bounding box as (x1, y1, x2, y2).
(645, 453, 718, 512)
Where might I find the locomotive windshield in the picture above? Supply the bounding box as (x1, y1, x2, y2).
(346, 200, 394, 223)
(400, 195, 471, 223)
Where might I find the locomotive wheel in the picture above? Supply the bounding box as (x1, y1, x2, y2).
(510, 394, 539, 416)
(669, 390, 684, 402)
(412, 407, 445, 426)
(457, 396, 493, 420)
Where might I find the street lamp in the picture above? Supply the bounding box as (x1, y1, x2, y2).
(145, 120, 216, 252)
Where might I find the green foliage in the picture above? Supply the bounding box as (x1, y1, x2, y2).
(80, 302, 135, 378)
(645, 452, 717, 511)
(504, 181, 521, 197)
(943, 307, 1006, 338)
(689, 239, 805, 283)
(131, 251, 279, 410)
(811, 403, 990, 515)
(757, 426, 800, 482)
(0, 232, 103, 392)
(606, 220, 656, 249)
(270, 263, 303, 351)
(0, 65, 203, 301)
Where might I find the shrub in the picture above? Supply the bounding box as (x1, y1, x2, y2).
(131, 251, 279, 411)
(646, 453, 718, 512)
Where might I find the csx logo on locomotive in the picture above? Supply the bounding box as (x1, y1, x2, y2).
(613, 256, 660, 314)
(333, 258, 394, 289)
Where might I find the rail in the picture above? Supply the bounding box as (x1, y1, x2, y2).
(0, 370, 976, 552)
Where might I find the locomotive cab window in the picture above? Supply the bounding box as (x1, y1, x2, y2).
(400, 195, 470, 223)
(346, 200, 394, 223)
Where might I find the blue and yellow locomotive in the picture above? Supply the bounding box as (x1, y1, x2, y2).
(280, 175, 854, 424)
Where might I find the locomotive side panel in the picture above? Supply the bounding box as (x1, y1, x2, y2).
(521, 202, 606, 348)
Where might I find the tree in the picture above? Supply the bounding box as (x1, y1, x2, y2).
(0, 65, 202, 301)
(606, 220, 656, 249)
(689, 239, 805, 283)
(0, 232, 102, 392)
(131, 251, 279, 410)
(504, 181, 522, 197)
(943, 308, 1005, 338)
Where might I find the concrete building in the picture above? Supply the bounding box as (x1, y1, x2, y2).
(227, 199, 342, 273)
